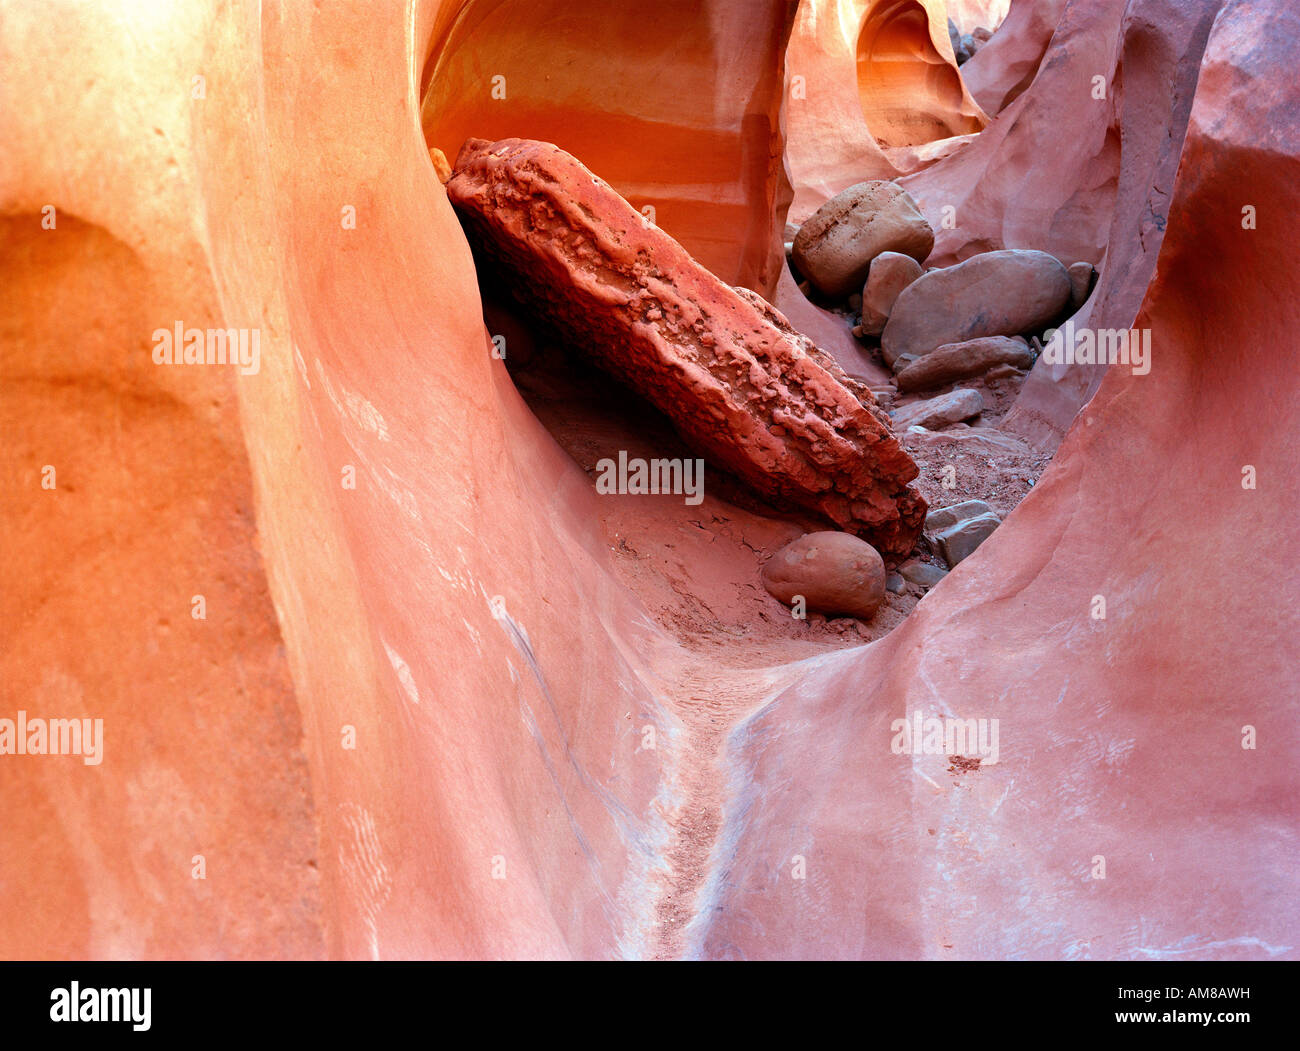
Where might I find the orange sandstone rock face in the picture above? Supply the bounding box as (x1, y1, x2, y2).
(4, 0, 1295, 967)
(0, 0, 680, 963)
(421, 0, 795, 297)
(448, 137, 926, 560)
(855, 0, 988, 147)
(783, 0, 987, 221)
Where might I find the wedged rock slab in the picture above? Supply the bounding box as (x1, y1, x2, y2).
(792, 181, 934, 299)
(895, 335, 1032, 391)
(892, 388, 983, 430)
(861, 251, 923, 337)
(881, 249, 1072, 365)
(730, 284, 879, 404)
(900, 424, 1031, 458)
(448, 137, 926, 559)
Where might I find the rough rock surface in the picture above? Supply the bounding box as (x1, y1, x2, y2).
(895, 335, 1032, 392)
(861, 251, 924, 336)
(892, 388, 983, 430)
(792, 181, 934, 299)
(448, 137, 926, 558)
(730, 283, 880, 397)
(761, 531, 886, 619)
(774, 266, 890, 383)
(904, 423, 1032, 459)
(898, 559, 949, 588)
(882, 250, 1071, 365)
(926, 499, 993, 530)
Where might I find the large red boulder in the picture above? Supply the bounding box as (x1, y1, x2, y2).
(761, 531, 887, 620)
(448, 137, 926, 560)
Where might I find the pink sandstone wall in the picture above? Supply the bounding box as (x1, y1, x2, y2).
(697, 0, 1300, 959)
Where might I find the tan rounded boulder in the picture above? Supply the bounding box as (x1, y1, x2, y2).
(881, 249, 1072, 365)
(792, 181, 935, 299)
(761, 532, 887, 620)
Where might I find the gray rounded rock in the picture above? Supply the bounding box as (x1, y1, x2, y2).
(898, 559, 949, 588)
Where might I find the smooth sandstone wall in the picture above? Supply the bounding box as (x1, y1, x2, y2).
(1, 0, 1294, 961)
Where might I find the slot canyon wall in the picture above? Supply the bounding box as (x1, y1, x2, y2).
(704, 0, 1300, 958)
(782, 0, 988, 223)
(421, 0, 798, 297)
(0, 0, 1295, 960)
